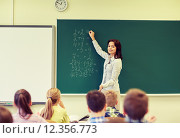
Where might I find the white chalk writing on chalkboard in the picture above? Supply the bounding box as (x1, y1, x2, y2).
(70, 29, 98, 78)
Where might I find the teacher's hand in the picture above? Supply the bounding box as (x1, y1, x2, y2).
(98, 85, 103, 92)
(89, 30, 95, 41)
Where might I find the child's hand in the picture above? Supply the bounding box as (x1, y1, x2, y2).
(147, 115, 156, 123)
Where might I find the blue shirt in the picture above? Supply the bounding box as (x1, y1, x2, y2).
(89, 116, 107, 123)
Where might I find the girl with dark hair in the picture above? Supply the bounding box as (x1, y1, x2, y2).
(13, 89, 47, 123)
(89, 30, 122, 110)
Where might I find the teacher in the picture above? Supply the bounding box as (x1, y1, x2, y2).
(89, 30, 123, 110)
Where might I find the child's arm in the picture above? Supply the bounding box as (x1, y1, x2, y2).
(147, 115, 157, 123)
(58, 100, 65, 109)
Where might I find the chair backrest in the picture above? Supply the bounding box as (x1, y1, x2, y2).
(105, 117, 126, 123)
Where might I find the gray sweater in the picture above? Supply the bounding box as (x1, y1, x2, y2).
(92, 40, 122, 92)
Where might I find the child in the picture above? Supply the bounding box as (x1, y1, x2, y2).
(123, 88, 156, 123)
(40, 88, 70, 123)
(104, 90, 125, 118)
(13, 89, 47, 123)
(86, 90, 107, 123)
(0, 106, 13, 123)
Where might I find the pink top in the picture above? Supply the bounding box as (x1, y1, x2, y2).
(13, 112, 47, 123)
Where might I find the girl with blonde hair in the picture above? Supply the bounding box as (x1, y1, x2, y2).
(40, 88, 70, 123)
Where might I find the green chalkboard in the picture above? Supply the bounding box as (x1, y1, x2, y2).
(57, 20, 180, 94)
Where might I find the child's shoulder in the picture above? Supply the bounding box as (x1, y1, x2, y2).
(53, 106, 67, 113)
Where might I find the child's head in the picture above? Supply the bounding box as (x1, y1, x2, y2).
(123, 88, 148, 120)
(104, 90, 117, 107)
(86, 90, 106, 113)
(14, 89, 33, 118)
(0, 106, 13, 123)
(46, 88, 60, 104)
(40, 88, 61, 120)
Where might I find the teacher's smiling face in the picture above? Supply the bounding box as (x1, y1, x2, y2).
(108, 42, 117, 57)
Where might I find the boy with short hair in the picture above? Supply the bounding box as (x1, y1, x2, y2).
(0, 106, 13, 123)
(86, 90, 107, 123)
(123, 88, 156, 123)
(104, 90, 125, 118)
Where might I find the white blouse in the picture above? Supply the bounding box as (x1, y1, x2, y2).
(92, 40, 122, 92)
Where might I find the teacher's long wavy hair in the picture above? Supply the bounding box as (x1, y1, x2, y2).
(107, 39, 123, 60)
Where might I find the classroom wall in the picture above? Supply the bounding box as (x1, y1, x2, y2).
(1, 0, 180, 123)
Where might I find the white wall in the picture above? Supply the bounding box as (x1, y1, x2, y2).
(1, 0, 180, 123)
